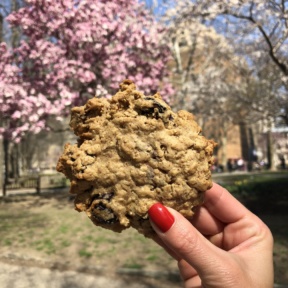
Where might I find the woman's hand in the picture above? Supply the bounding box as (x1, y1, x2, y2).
(148, 183, 274, 288)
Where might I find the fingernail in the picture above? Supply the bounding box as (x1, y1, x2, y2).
(148, 203, 175, 233)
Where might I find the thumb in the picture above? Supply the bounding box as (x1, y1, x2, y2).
(148, 203, 234, 282)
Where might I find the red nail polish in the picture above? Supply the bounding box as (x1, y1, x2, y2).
(148, 203, 175, 233)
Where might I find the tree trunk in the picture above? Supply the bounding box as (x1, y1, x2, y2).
(239, 122, 249, 161)
(11, 143, 20, 179)
(0, 138, 3, 196)
(221, 133, 227, 170)
(266, 130, 276, 171)
(0, 6, 4, 196)
(0, 14, 3, 43)
(3, 138, 9, 197)
(247, 127, 256, 171)
(11, 0, 20, 48)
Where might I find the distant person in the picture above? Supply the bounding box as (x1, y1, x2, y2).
(279, 155, 286, 170)
(149, 183, 274, 287)
(211, 158, 223, 173)
(226, 159, 233, 172)
(236, 158, 244, 171)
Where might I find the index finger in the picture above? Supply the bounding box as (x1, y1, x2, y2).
(203, 182, 250, 223)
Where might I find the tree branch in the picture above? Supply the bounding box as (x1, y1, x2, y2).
(223, 10, 288, 75)
(0, 3, 9, 15)
(47, 124, 70, 133)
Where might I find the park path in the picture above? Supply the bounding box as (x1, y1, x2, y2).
(1, 262, 286, 288)
(0, 262, 159, 288)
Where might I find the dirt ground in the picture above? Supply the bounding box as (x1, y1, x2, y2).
(0, 191, 181, 287)
(0, 190, 287, 286)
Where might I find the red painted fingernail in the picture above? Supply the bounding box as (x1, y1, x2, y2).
(148, 203, 175, 233)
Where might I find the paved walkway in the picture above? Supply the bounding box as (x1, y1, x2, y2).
(0, 260, 287, 287)
(0, 262, 157, 288)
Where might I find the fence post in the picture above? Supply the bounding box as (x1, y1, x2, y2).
(36, 175, 41, 194)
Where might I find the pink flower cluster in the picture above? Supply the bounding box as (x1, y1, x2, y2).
(1, 0, 173, 141)
(0, 43, 49, 142)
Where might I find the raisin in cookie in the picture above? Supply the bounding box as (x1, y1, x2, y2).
(56, 80, 216, 236)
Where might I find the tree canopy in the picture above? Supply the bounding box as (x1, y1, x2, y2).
(0, 0, 173, 141)
(162, 0, 288, 126)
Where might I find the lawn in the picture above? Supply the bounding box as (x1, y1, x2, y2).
(0, 171, 287, 286)
(213, 171, 288, 213)
(0, 193, 179, 287)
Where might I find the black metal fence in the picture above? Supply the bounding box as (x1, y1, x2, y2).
(4, 174, 67, 195)
(6, 177, 38, 190)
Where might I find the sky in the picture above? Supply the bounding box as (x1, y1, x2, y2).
(143, 0, 171, 18)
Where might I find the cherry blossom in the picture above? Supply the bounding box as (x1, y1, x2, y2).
(0, 0, 173, 141)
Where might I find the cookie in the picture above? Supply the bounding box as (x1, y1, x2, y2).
(56, 80, 216, 236)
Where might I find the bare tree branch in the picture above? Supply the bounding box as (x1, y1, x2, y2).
(222, 10, 288, 75)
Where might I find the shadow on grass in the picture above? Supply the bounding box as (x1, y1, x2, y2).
(0, 189, 74, 211)
(0, 209, 49, 239)
(219, 175, 288, 215)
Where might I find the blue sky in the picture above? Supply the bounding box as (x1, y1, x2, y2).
(142, 0, 171, 17)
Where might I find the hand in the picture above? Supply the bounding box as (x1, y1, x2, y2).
(148, 183, 274, 288)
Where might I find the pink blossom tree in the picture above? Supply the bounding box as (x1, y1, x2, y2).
(0, 0, 173, 194)
(0, 0, 172, 141)
(0, 43, 50, 140)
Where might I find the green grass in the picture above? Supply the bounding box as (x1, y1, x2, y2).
(213, 171, 288, 217)
(78, 249, 93, 258)
(60, 240, 71, 248)
(214, 171, 288, 199)
(3, 239, 12, 246)
(59, 225, 69, 234)
(123, 261, 144, 269)
(146, 254, 158, 262)
(0, 196, 171, 272)
(33, 239, 56, 254)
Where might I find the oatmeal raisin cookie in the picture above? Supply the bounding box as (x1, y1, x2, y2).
(56, 80, 216, 236)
